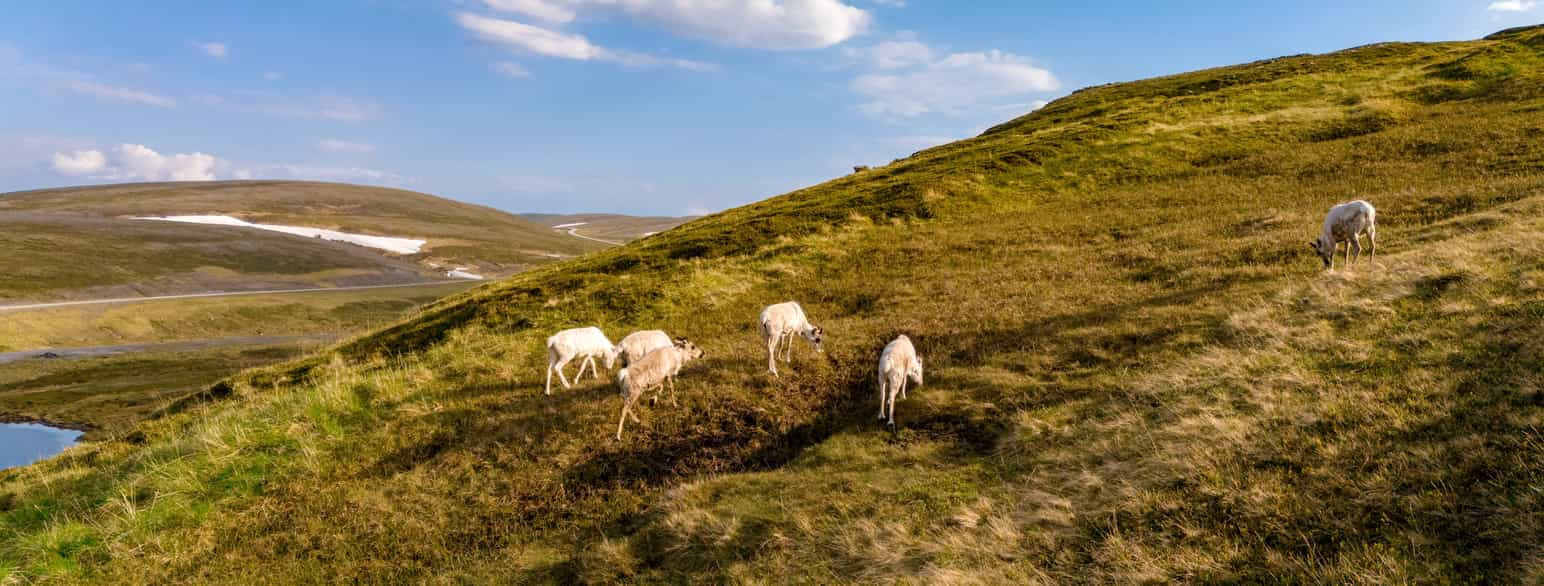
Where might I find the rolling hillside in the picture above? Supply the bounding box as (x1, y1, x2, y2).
(4, 26, 1544, 583)
(0, 181, 605, 301)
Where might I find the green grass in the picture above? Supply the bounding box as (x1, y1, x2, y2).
(3, 26, 1544, 584)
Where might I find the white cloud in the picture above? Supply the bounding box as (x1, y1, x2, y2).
(44, 142, 407, 185)
(1487, 0, 1536, 11)
(871, 0, 905, 6)
(596, 0, 870, 50)
(467, 0, 870, 63)
(602, 50, 719, 72)
(493, 61, 532, 78)
(263, 71, 282, 81)
(317, 138, 376, 153)
(50, 149, 108, 176)
(455, 12, 716, 71)
(482, 0, 577, 23)
(457, 12, 604, 60)
(49, 144, 219, 181)
(852, 48, 1059, 118)
(55, 79, 177, 108)
(197, 41, 229, 59)
(112, 144, 219, 181)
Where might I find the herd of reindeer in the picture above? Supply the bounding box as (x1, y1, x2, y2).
(542, 200, 1379, 440)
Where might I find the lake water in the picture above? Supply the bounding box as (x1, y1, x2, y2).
(0, 423, 82, 470)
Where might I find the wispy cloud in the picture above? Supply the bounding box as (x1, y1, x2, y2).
(458, 12, 602, 60)
(1487, 0, 1536, 11)
(56, 78, 178, 108)
(1, 45, 178, 108)
(236, 163, 407, 184)
(196, 41, 229, 59)
(317, 138, 376, 153)
(492, 61, 532, 78)
(199, 91, 385, 123)
(481, 0, 577, 24)
(456, 12, 716, 72)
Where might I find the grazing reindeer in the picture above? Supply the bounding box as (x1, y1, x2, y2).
(544, 327, 618, 395)
(877, 335, 924, 427)
(615, 329, 673, 367)
(758, 301, 824, 376)
(1311, 200, 1378, 270)
(616, 339, 704, 440)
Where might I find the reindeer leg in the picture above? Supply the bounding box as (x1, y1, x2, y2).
(767, 334, 781, 376)
(878, 378, 888, 420)
(555, 355, 574, 389)
(617, 398, 632, 440)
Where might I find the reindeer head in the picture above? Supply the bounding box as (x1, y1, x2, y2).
(674, 337, 704, 362)
(1310, 237, 1334, 269)
(802, 325, 825, 353)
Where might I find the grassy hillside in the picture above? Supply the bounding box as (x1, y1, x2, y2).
(521, 213, 696, 243)
(4, 26, 1544, 583)
(0, 181, 605, 300)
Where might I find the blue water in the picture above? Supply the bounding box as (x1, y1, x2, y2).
(0, 423, 82, 470)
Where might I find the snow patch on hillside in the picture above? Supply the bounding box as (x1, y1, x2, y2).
(133, 215, 426, 254)
(447, 268, 484, 280)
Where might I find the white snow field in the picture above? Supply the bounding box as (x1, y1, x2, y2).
(133, 215, 426, 254)
(446, 268, 485, 280)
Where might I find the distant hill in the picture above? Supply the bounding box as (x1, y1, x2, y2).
(0, 180, 607, 301)
(521, 212, 695, 243)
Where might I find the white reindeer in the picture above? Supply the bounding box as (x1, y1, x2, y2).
(1311, 200, 1378, 270)
(615, 330, 673, 367)
(544, 326, 619, 395)
(616, 339, 705, 440)
(758, 301, 824, 376)
(877, 335, 924, 427)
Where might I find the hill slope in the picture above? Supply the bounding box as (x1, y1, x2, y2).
(0, 181, 606, 301)
(4, 27, 1544, 583)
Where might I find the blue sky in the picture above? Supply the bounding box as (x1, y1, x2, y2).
(0, 1, 1536, 215)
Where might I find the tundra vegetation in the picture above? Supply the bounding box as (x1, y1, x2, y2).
(3, 27, 1544, 583)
